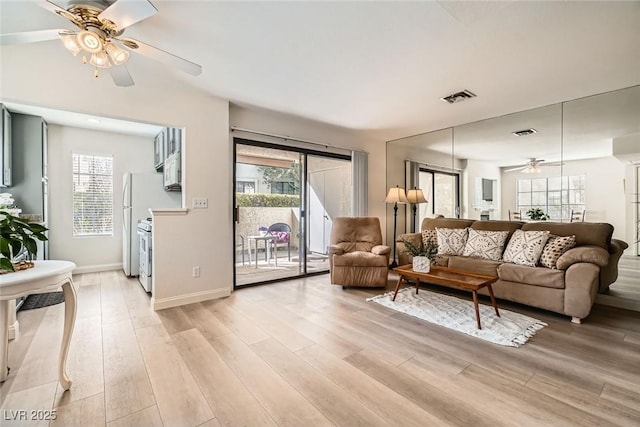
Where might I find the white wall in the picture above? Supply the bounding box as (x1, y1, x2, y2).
(47, 125, 155, 269)
(501, 156, 627, 240)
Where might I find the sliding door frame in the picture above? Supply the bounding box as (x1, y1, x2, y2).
(233, 137, 351, 289)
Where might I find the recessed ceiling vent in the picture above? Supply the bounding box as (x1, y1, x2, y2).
(440, 90, 476, 104)
(512, 128, 538, 136)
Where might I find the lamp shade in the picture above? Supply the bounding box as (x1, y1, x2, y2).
(385, 185, 408, 204)
(406, 188, 427, 204)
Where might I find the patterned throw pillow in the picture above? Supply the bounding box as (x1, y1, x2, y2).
(503, 229, 550, 267)
(462, 229, 510, 261)
(421, 229, 437, 246)
(539, 235, 576, 269)
(436, 227, 469, 256)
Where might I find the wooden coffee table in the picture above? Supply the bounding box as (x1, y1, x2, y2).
(392, 264, 500, 330)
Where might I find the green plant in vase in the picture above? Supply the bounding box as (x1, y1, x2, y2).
(526, 208, 550, 221)
(0, 212, 48, 272)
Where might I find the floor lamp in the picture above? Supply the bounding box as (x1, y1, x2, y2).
(406, 187, 427, 233)
(385, 185, 408, 268)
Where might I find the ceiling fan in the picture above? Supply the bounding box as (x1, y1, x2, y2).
(0, 0, 202, 87)
(504, 158, 564, 174)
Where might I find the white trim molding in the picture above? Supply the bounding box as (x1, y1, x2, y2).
(73, 263, 122, 274)
(151, 288, 231, 311)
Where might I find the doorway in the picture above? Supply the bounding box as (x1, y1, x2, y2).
(233, 139, 351, 287)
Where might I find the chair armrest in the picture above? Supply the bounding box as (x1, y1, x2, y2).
(328, 245, 344, 255)
(396, 233, 421, 244)
(556, 246, 609, 270)
(372, 245, 390, 255)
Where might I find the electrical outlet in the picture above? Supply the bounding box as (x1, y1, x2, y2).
(192, 198, 208, 209)
(192, 266, 200, 278)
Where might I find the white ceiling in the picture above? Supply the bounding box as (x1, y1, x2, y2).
(0, 0, 639, 141)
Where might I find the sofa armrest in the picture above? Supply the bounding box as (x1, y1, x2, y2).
(556, 246, 609, 270)
(564, 262, 600, 319)
(328, 245, 344, 255)
(372, 245, 390, 256)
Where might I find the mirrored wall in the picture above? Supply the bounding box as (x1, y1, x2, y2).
(386, 85, 640, 255)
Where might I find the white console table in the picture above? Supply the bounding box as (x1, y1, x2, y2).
(0, 260, 77, 390)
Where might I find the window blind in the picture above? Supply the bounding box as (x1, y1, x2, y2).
(72, 153, 114, 236)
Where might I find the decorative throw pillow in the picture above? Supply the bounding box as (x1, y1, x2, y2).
(421, 229, 437, 246)
(503, 229, 550, 267)
(436, 227, 469, 256)
(462, 229, 510, 261)
(539, 235, 576, 269)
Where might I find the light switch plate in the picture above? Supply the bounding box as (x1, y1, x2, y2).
(192, 198, 208, 209)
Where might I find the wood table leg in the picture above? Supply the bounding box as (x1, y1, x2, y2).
(0, 300, 9, 382)
(59, 279, 78, 391)
(415, 279, 420, 295)
(472, 291, 482, 330)
(392, 275, 405, 301)
(487, 284, 500, 317)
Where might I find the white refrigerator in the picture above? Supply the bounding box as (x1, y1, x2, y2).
(122, 172, 181, 276)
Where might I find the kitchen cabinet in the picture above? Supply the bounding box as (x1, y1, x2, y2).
(154, 128, 166, 171)
(1, 104, 12, 187)
(166, 127, 182, 157)
(10, 113, 49, 259)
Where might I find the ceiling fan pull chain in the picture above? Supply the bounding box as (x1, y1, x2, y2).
(82, 55, 87, 65)
(94, 68, 99, 78)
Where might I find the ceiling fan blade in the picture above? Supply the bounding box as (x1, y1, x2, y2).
(541, 161, 564, 167)
(99, 0, 158, 30)
(504, 165, 527, 172)
(0, 29, 64, 46)
(122, 38, 202, 76)
(108, 65, 135, 87)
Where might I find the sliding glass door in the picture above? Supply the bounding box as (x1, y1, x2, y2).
(306, 155, 352, 273)
(418, 168, 460, 225)
(234, 139, 351, 287)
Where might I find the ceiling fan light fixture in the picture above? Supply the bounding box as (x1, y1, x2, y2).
(523, 165, 542, 174)
(105, 42, 129, 65)
(90, 51, 111, 68)
(61, 34, 81, 56)
(77, 30, 103, 53)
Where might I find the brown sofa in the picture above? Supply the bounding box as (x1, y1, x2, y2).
(329, 217, 390, 288)
(397, 218, 628, 323)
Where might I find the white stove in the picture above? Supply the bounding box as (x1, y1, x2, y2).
(137, 219, 153, 293)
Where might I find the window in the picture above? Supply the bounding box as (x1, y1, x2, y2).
(236, 180, 256, 193)
(271, 180, 296, 194)
(72, 153, 113, 236)
(517, 175, 585, 220)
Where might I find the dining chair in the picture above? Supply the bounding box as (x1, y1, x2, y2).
(509, 210, 522, 221)
(570, 209, 585, 222)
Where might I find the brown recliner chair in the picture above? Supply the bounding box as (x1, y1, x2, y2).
(328, 217, 390, 288)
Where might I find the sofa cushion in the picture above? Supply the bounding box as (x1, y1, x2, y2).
(421, 218, 475, 231)
(503, 229, 550, 267)
(332, 252, 388, 268)
(470, 220, 524, 242)
(521, 221, 613, 249)
(556, 246, 609, 270)
(498, 263, 565, 289)
(448, 256, 501, 277)
(539, 235, 576, 269)
(462, 229, 509, 261)
(436, 227, 469, 255)
(421, 229, 437, 246)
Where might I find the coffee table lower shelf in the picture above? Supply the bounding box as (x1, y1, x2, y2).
(392, 264, 500, 330)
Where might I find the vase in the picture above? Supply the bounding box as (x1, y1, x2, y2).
(412, 256, 431, 272)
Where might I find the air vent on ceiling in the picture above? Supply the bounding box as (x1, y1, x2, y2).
(440, 90, 476, 104)
(512, 128, 538, 136)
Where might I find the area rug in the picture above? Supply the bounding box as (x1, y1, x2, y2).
(20, 292, 65, 311)
(367, 288, 546, 347)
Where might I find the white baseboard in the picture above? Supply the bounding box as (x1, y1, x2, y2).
(151, 288, 231, 311)
(595, 294, 640, 312)
(73, 263, 122, 275)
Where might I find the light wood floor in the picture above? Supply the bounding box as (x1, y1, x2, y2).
(1, 271, 640, 426)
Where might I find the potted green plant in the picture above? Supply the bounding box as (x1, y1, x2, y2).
(0, 211, 48, 273)
(402, 238, 438, 272)
(526, 208, 550, 221)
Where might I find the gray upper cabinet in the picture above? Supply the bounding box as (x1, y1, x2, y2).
(154, 128, 166, 171)
(1, 104, 12, 187)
